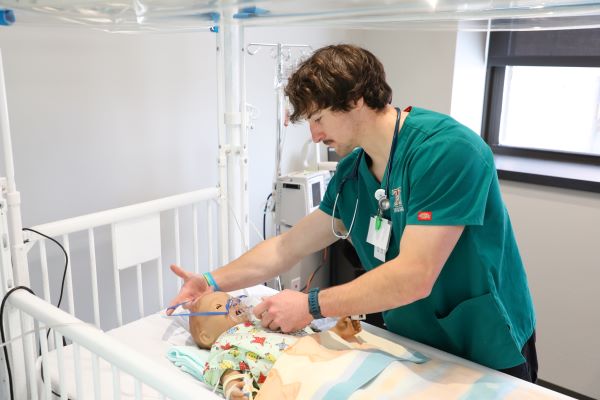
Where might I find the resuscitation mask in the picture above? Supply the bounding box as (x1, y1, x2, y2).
(167, 295, 253, 323)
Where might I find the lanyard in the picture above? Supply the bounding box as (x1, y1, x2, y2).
(376, 107, 402, 230)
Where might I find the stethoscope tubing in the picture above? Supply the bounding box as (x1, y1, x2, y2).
(332, 190, 358, 239)
(330, 107, 401, 239)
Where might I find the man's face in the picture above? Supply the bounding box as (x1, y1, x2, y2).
(307, 107, 358, 157)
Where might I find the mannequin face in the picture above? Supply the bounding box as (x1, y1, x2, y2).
(189, 292, 250, 349)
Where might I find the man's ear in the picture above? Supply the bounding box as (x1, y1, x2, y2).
(199, 331, 215, 349)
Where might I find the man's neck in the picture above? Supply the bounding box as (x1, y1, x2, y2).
(358, 105, 403, 183)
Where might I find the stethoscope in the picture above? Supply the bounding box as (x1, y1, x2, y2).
(332, 107, 402, 239)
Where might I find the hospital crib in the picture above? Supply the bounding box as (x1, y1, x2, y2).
(1, 186, 577, 400)
(2, 187, 225, 399)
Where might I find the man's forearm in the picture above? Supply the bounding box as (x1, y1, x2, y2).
(318, 257, 431, 317)
(210, 234, 300, 292)
(319, 225, 462, 317)
(208, 209, 338, 292)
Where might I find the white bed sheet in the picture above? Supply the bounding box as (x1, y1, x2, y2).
(37, 284, 568, 399)
(36, 285, 276, 399)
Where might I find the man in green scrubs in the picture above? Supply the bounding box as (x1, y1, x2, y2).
(168, 44, 537, 381)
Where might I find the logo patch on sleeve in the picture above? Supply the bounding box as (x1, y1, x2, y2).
(417, 211, 432, 221)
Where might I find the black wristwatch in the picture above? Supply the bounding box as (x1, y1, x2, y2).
(308, 287, 323, 319)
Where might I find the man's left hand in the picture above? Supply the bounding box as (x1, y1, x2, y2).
(253, 289, 313, 332)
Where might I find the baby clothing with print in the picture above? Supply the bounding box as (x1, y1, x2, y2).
(202, 319, 312, 390)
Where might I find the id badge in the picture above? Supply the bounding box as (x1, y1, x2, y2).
(366, 216, 391, 262)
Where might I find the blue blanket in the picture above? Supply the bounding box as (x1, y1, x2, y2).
(166, 346, 210, 382)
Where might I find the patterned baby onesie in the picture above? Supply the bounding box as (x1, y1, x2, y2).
(202, 320, 312, 391)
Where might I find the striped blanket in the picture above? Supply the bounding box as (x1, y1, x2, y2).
(256, 330, 569, 400)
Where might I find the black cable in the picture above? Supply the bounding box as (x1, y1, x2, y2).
(23, 228, 68, 347)
(300, 261, 326, 292)
(1, 286, 70, 400)
(1, 286, 35, 400)
(22, 228, 69, 314)
(9, 227, 72, 399)
(262, 192, 273, 241)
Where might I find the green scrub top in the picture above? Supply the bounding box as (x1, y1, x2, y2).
(320, 107, 535, 370)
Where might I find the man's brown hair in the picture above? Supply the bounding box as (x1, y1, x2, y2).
(285, 44, 392, 123)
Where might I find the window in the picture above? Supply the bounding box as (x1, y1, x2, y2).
(482, 29, 600, 192)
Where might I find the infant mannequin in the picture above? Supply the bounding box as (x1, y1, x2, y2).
(189, 291, 361, 399)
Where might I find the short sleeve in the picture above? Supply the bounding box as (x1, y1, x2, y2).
(406, 138, 494, 226)
(319, 169, 339, 218)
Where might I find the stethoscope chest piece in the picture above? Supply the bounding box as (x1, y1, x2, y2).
(378, 197, 390, 212)
(375, 188, 390, 212)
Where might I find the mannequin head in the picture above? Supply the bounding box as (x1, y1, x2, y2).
(189, 291, 250, 349)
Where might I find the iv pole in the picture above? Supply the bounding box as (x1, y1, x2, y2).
(246, 43, 311, 290)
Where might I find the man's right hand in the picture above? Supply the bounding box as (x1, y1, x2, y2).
(166, 264, 211, 315)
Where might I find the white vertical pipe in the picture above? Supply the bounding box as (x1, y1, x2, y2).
(240, 28, 250, 253)
(223, 11, 245, 261)
(20, 311, 38, 400)
(192, 204, 199, 274)
(275, 43, 284, 179)
(216, 17, 230, 266)
(36, 321, 52, 400)
(92, 353, 101, 400)
(39, 240, 51, 302)
(0, 203, 8, 290)
(112, 365, 121, 400)
(88, 229, 100, 327)
(111, 224, 124, 326)
(0, 55, 31, 398)
(54, 332, 67, 400)
(114, 270, 123, 326)
(274, 44, 286, 239)
(39, 240, 55, 350)
(62, 235, 75, 316)
(73, 343, 83, 400)
(157, 257, 164, 309)
(207, 201, 214, 271)
(0, 50, 30, 288)
(136, 264, 144, 317)
(173, 209, 181, 291)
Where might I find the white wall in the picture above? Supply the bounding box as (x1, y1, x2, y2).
(244, 27, 353, 245)
(502, 182, 600, 398)
(349, 30, 457, 113)
(0, 27, 219, 226)
(450, 31, 488, 133)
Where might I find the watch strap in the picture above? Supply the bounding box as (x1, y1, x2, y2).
(308, 287, 323, 319)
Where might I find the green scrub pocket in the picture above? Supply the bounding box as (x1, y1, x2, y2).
(436, 293, 525, 370)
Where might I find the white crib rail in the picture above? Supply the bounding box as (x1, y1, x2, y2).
(8, 289, 220, 400)
(24, 187, 220, 329)
(30, 188, 219, 238)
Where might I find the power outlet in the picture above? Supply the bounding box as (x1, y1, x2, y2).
(291, 277, 301, 291)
